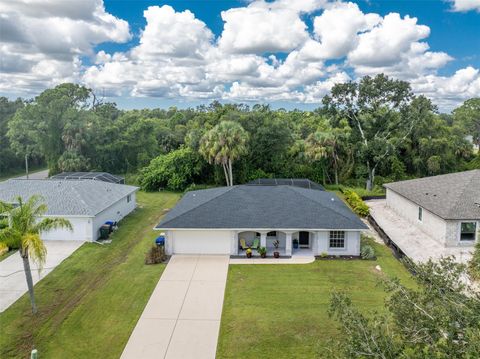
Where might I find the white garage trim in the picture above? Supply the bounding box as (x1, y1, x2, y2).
(168, 230, 232, 255)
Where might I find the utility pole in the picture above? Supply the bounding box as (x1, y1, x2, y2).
(25, 153, 29, 179)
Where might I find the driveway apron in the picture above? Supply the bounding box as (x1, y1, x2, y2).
(121, 255, 229, 359)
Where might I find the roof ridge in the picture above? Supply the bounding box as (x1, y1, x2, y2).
(448, 170, 479, 217)
(286, 186, 362, 226)
(159, 186, 236, 227)
(70, 181, 92, 215)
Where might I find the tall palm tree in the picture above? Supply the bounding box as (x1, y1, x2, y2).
(199, 121, 249, 186)
(305, 130, 337, 185)
(0, 195, 72, 314)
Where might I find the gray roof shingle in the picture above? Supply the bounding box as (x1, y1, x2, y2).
(0, 179, 138, 216)
(156, 185, 367, 230)
(384, 170, 480, 220)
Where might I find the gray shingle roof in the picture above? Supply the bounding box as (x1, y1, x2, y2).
(0, 179, 138, 216)
(384, 170, 480, 220)
(156, 185, 367, 230)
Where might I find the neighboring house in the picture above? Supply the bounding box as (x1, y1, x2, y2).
(155, 180, 367, 256)
(0, 179, 138, 241)
(384, 170, 480, 247)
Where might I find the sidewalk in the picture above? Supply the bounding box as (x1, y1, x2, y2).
(121, 255, 229, 359)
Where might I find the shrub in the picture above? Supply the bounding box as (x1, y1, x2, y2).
(468, 241, 480, 280)
(360, 244, 375, 260)
(342, 189, 370, 216)
(145, 245, 166, 265)
(320, 252, 328, 258)
(139, 147, 203, 191)
(0, 217, 8, 230)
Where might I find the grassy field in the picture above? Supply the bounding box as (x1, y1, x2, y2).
(217, 240, 415, 359)
(0, 191, 180, 359)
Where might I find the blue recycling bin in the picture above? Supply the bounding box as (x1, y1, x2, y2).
(155, 235, 165, 246)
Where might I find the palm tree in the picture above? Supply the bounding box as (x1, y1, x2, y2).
(305, 130, 337, 185)
(199, 121, 249, 186)
(0, 195, 72, 314)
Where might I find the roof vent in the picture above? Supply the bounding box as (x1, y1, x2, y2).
(475, 202, 480, 208)
(331, 198, 335, 201)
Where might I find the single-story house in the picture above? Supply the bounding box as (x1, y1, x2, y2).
(384, 170, 480, 247)
(155, 181, 367, 256)
(0, 179, 138, 241)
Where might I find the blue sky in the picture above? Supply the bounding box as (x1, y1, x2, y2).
(1, 0, 479, 111)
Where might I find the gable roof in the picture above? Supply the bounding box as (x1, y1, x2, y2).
(156, 184, 367, 230)
(384, 170, 480, 220)
(0, 179, 138, 216)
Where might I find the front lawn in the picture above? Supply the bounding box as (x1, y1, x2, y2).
(0, 191, 180, 359)
(217, 241, 415, 359)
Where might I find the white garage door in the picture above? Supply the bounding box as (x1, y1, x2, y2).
(173, 230, 232, 254)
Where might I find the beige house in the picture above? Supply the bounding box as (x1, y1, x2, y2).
(384, 170, 480, 247)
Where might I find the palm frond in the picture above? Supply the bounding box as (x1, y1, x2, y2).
(0, 227, 22, 249)
(34, 217, 73, 233)
(22, 233, 47, 269)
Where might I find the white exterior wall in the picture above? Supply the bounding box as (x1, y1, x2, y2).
(41, 216, 93, 241)
(386, 189, 448, 245)
(167, 230, 233, 255)
(164, 229, 362, 255)
(315, 231, 361, 256)
(92, 192, 137, 241)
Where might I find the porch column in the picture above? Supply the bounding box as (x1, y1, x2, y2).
(285, 232, 292, 256)
(260, 232, 267, 249)
(231, 231, 238, 255)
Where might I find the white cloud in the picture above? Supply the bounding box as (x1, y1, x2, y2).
(348, 13, 430, 67)
(411, 67, 480, 109)
(312, 2, 381, 59)
(217, 0, 314, 54)
(0, 0, 478, 111)
(0, 0, 130, 93)
(449, 0, 480, 12)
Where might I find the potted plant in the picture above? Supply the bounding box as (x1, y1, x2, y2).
(246, 248, 253, 258)
(258, 246, 267, 258)
(273, 239, 280, 258)
(293, 238, 299, 249)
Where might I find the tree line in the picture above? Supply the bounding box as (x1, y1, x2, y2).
(1, 75, 479, 190)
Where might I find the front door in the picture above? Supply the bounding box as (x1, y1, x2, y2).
(299, 231, 310, 248)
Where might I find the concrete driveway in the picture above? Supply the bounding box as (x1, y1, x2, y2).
(0, 240, 84, 312)
(121, 255, 229, 359)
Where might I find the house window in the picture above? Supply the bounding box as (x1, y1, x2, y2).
(460, 222, 476, 241)
(127, 195, 131, 203)
(418, 207, 423, 222)
(329, 231, 345, 248)
(267, 231, 277, 237)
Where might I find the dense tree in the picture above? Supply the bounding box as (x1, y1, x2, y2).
(324, 74, 431, 190)
(329, 257, 480, 358)
(200, 121, 249, 186)
(0, 196, 72, 313)
(453, 98, 480, 147)
(0, 79, 474, 188)
(0, 97, 26, 175)
(8, 84, 93, 173)
(139, 147, 205, 191)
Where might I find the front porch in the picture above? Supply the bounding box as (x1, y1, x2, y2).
(233, 230, 315, 258)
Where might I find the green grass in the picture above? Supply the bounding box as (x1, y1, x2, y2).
(0, 191, 180, 359)
(217, 241, 415, 359)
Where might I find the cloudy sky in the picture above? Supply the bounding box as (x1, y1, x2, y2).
(1, 0, 479, 111)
